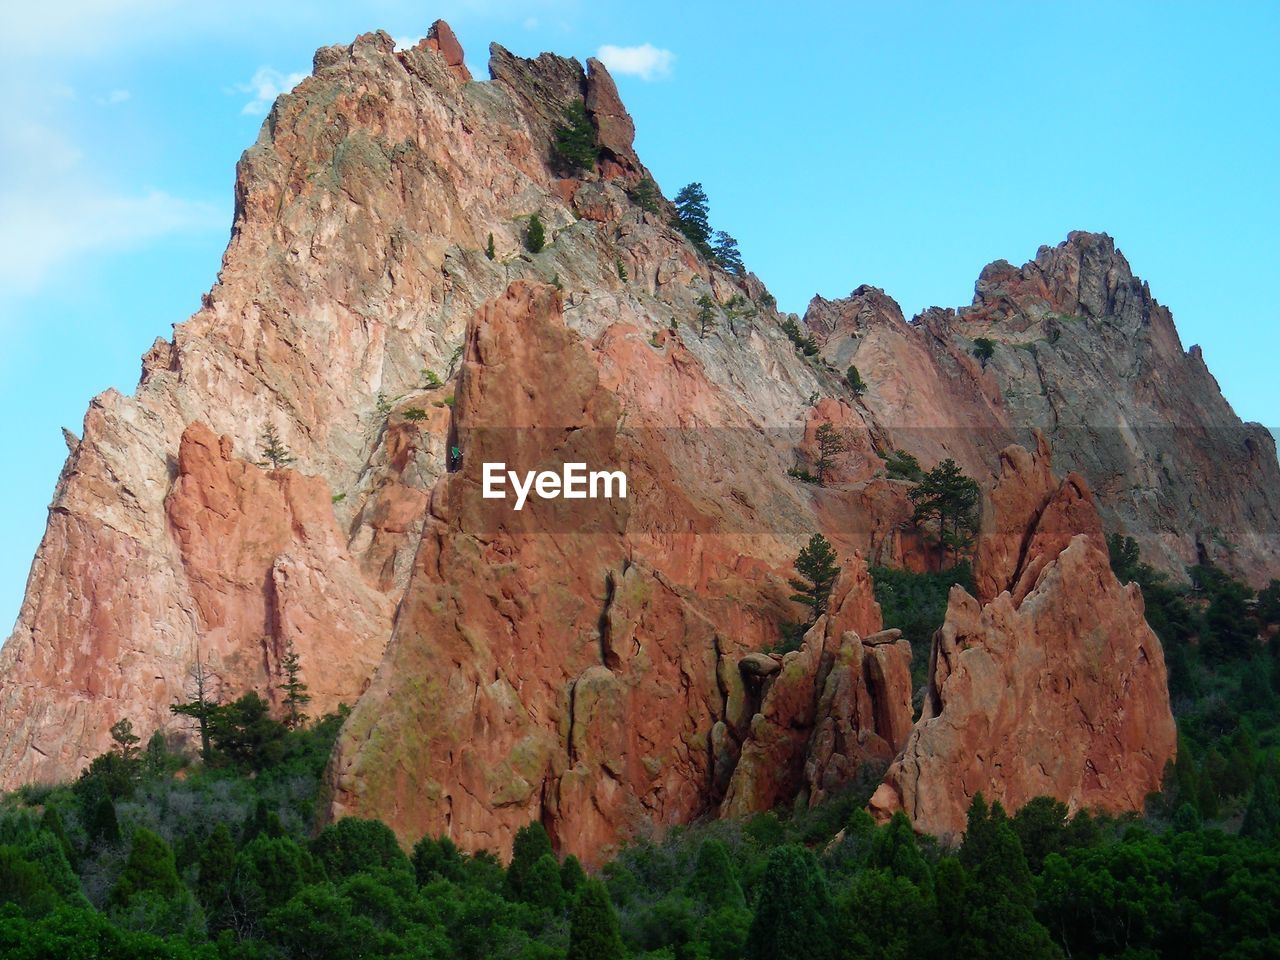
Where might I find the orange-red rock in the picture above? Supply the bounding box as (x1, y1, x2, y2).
(869, 440, 1176, 839)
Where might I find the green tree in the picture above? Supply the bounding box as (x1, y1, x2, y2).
(0, 846, 60, 918)
(789, 534, 840, 623)
(552, 99, 598, 173)
(813, 422, 848, 485)
(560, 854, 587, 893)
(208, 692, 287, 769)
(311, 818, 411, 882)
(412, 834, 465, 885)
(485, 232, 496, 260)
(697, 294, 717, 338)
(630, 177, 661, 213)
(688, 839, 745, 911)
(1242, 772, 1280, 842)
(277, 644, 311, 729)
(170, 660, 221, 764)
(196, 823, 236, 933)
(567, 879, 625, 960)
(712, 230, 745, 274)
(910, 458, 980, 568)
(972, 337, 995, 367)
(84, 793, 121, 847)
(110, 829, 183, 908)
(522, 853, 565, 912)
(109, 718, 141, 764)
(672, 182, 712, 257)
(1010, 796, 1069, 873)
(506, 821, 554, 900)
(745, 844, 835, 960)
(846, 365, 867, 395)
(258, 424, 295, 470)
(525, 213, 546, 253)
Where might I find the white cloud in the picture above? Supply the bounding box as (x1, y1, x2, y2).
(595, 43, 675, 81)
(94, 89, 131, 105)
(0, 121, 221, 300)
(234, 66, 307, 116)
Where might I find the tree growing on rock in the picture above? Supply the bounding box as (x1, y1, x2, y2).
(526, 213, 546, 253)
(813, 422, 849, 485)
(713, 230, 745, 274)
(697, 294, 717, 338)
(258, 425, 294, 470)
(846, 365, 867, 395)
(629, 177, 661, 213)
(789, 533, 840, 623)
(910, 458, 980, 568)
(552, 99, 598, 173)
(973, 337, 995, 367)
(277, 643, 311, 729)
(672, 182, 712, 257)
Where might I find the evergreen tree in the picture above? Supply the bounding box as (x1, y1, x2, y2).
(0, 846, 60, 918)
(277, 643, 311, 729)
(567, 879, 625, 960)
(485, 232, 496, 260)
(868, 811, 931, 889)
(909, 458, 980, 568)
(688, 839, 746, 910)
(38, 807, 75, 870)
(789, 533, 841, 623)
(85, 794, 120, 847)
(196, 823, 236, 933)
(506, 821, 554, 900)
(208, 692, 287, 769)
(813, 422, 848, 485)
(109, 718, 141, 764)
(745, 844, 835, 960)
(525, 214, 546, 253)
(972, 337, 995, 367)
(1242, 772, 1280, 842)
(412, 834, 465, 885)
(712, 230, 745, 274)
(629, 177, 661, 213)
(697, 294, 717, 338)
(672, 182, 712, 256)
(522, 853, 566, 912)
(258, 424, 294, 470)
(560, 854, 587, 893)
(846, 365, 867, 395)
(110, 829, 182, 908)
(311, 817, 411, 882)
(552, 99, 598, 173)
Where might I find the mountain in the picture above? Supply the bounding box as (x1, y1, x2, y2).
(0, 21, 1272, 863)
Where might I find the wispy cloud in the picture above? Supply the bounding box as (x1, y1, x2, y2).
(234, 66, 307, 116)
(0, 121, 221, 300)
(596, 43, 675, 81)
(94, 89, 131, 105)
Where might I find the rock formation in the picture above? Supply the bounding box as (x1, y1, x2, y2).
(0, 19, 1265, 860)
(808, 235, 1280, 585)
(869, 439, 1177, 838)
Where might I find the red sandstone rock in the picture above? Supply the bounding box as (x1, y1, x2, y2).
(869, 441, 1176, 838)
(423, 20, 470, 82)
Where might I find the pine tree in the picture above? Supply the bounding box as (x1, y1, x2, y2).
(789, 534, 840, 623)
(526, 214, 546, 253)
(552, 99, 598, 173)
(846, 365, 867, 395)
(110, 829, 183, 908)
(506, 821, 554, 900)
(522, 853, 566, 912)
(567, 879, 625, 960)
(672, 182, 712, 256)
(813, 422, 848, 485)
(109, 718, 141, 764)
(973, 337, 995, 367)
(170, 660, 222, 764)
(258, 424, 294, 470)
(85, 794, 120, 846)
(277, 643, 311, 729)
(560, 854, 587, 892)
(688, 839, 745, 910)
(1242, 771, 1280, 842)
(629, 177, 661, 213)
(909, 458, 980, 568)
(196, 823, 236, 933)
(697, 294, 717, 338)
(712, 230, 745, 274)
(486, 232, 496, 260)
(745, 844, 836, 960)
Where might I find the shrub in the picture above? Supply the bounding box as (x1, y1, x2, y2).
(525, 214, 546, 253)
(973, 337, 995, 366)
(629, 177, 661, 213)
(552, 99, 598, 173)
(846, 365, 867, 395)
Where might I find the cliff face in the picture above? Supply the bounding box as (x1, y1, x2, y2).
(808, 235, 1280, 584)
(0, 19, 1265, 854)
(869, 438, 1177, 839)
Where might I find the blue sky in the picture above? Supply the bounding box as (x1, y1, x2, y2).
(1, 1, 1277, 635)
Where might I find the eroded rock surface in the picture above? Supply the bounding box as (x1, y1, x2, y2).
(869, 440, 1177, 838)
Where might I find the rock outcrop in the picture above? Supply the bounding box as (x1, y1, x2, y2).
(0, 18, 1261, 863)
(869, 440, 1177, 838)
(808, 234, 1280, 585)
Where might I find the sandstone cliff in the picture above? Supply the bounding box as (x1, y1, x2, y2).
(0, 19, 1263, 858)
(869, 438, 1178, 838)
